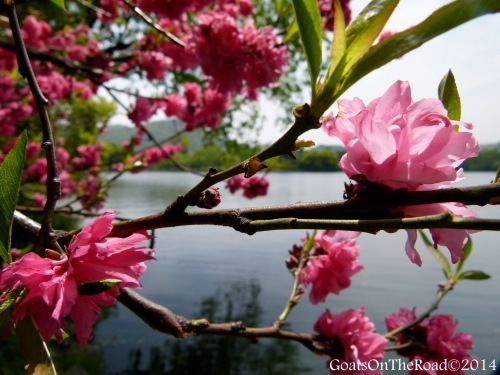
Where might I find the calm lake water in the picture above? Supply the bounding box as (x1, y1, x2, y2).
(93, 171, 499, 374)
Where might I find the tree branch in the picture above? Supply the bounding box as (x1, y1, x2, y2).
(6, 3, 61, 254)
(0, 37, 106, 78)
(93, 183, 500, 239)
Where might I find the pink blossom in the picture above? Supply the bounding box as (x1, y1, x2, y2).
(136, 51, 171, 80)
(23, 158, 47, 182)
(130, 143, 183, 170)
(192, 11, 287, 98)
(385, 308, 474, 375)
(241, 175, 269, 198)
(98, 0, 122, 22)
(323, 81, 480, 265)
(318, 0, 352, 31)
(25, 142, 41, 159)
(0, 211, 154, 345)
(403, 202, 478, 266)
(72, 144, 102, 170)
(78, 175, 105, 210)
(128, 97, 160, 128)
(315, 308, 387, 374)
(323, 81, 479, 191)
(226, 175, 245, 193)
(300, 230, 362, 304)
(21, 16, 52, 49)
(163, 83, 229, 131)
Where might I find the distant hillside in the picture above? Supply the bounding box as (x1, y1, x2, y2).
(100, 118, 205, 150)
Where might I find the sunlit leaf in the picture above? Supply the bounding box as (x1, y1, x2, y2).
(458, 270, 491, 281)
(284, 18, 300, 43)
(77, 279, 122, 295)
(315, 0, 399, 114)
(15, 316, 57, 375)
(0, 131, 27, 264)
(455, 236, 472, 276)
(291, 0, 323, 96)
(438, 70, 461, 120)
(49, 0, 66, 11)
(338, 0, 500, 102)
(0, 289, 24, 328)
(419, 230, 452, 279)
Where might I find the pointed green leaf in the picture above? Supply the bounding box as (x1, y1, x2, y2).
(419, 230, 452, 279)
(343, 0, 399, 70)
(455, 235, 472, 276)
(0, 131, 27, 264)
(284, 18, 300, 43)
(338, 0, 500, 102)
(0, 289, 24, 328)
(458, 270, 491, 281)
(438, 70, 461, 120)
(315, 0, 399, 115)
(77, 279, 122, 295)
(328, 0, 347, 73)
(291, 0, 323, 95)
(15, 316, 57, 375)
(49, 0, 66, 11)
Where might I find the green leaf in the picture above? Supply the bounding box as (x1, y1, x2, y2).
(0, 131, 27, 264)
(77, 279, 122, 295)
(0, 289, 24, 328)
(419, 230, 452, 279)
(318, 0, 347, 107)
(49, 0, 66, 11)
(454, 235, 472, 276)
(291, 0, 323, 96)
(15, 316, 57, 375)
(284, 18, 300, 43)
(343, 0, 399, 71)
(457, 270, 491, 281)
(338, 0, 500, 102)
(438, 70, 461, 120)
(315, 0, 399, 115)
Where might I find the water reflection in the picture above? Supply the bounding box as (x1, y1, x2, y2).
(112, 280, 311, 375)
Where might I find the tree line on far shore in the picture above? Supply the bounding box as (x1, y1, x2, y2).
(145, 142, 499, 172)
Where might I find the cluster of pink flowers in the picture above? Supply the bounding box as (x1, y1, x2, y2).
(163, 82, 230, 131)
(192, 13, 288, 99)
(300, 230, 363, 304)
(314, 308, 387, 374)
(128, 1, 287, 128)
(323, 80, 480, 266)
(128, 143, 184, 172)
(225, 174, 269, 199)
(0, 211, 155, 345)
(385, 308, 474, 374)
(22, 138, 107, 210)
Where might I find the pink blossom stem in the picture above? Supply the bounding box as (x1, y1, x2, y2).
(385, 281, 453, 340)
(274, 236, 315, 327)
(6, 3, 61, 254)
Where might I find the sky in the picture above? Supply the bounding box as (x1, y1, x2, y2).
(259, 0, 500, 147)
(105, 1, 500, 147)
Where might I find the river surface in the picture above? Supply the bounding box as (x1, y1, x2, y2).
(93, 171, 499, 374)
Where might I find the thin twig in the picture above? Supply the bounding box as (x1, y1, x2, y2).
(385, 281, 453, 339)
(0, 37, 106, 78)
(6, 3, 61, 254)
(120, 0, 185, 47)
